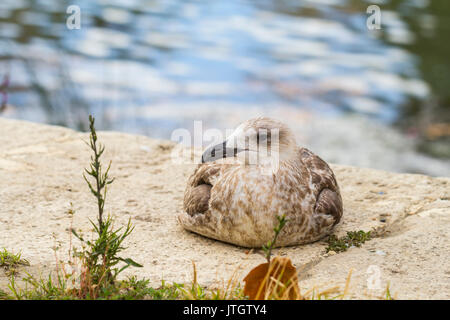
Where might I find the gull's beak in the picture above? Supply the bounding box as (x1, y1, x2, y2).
(201, 141, 242, 163)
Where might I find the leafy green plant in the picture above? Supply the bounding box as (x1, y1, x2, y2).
(139, 280, 183, 300)
(242, 215, 302, 300)
(70, 115, 142, 297)
(385, 282, 394, 300)
(82, 114, 114, 232)
(0, 248, 29, 276)
(262, 215, 287, 263)
(7, 272, 72, 300)
(2, 115, 144, 300)
(326, 230, 372, 253)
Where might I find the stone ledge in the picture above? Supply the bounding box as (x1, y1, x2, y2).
(0, 118, 449, 299)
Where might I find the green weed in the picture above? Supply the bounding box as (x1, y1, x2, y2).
(326, 230, 372, 253)
(0, 249, 29, 276)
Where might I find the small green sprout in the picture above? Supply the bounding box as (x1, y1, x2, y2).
(262, 215, 287, 263)
(0, 249, 29, 276)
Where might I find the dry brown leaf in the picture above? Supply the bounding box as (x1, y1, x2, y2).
(243, 256, 302, 300)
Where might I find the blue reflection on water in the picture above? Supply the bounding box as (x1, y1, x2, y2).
(0, 0, 448, 175)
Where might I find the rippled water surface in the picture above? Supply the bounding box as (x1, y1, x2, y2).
(0, 0, 449, 175)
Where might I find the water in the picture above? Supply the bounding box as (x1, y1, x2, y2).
(0, 0, 449, 176)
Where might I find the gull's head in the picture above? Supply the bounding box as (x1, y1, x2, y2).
(202, 117, 297, 164)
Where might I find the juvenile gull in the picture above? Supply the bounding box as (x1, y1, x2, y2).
(179, 117, 343, 248)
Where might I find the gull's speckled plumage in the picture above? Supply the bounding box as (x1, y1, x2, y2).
(178, 117, 343, 248)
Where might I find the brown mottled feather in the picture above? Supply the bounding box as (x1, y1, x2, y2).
(184, 184, 211, 216)
(315, 188, 343, 226)
(299, 147, 343, 225)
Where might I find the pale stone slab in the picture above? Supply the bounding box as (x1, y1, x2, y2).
(0, 118, 448, 299)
